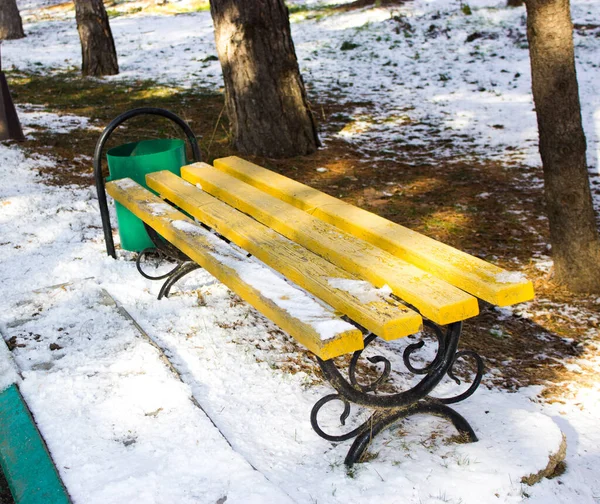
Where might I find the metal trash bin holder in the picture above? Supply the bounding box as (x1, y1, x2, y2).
(94, 107, 201, 257)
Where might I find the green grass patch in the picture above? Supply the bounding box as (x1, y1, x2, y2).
(286, 2, 334, 14)
(286, 2, 339, 21)
(106, 6, 143, 18)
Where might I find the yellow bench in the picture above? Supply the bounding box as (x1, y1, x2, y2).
(103, 156, 534, 466)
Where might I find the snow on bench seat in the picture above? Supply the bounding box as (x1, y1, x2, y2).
(106, 178, 363, 360)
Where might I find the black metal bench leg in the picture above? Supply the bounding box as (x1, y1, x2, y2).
(344, 402, 478, 466)
(311, 321, 484, 466)
(158, 262, 202, 299)
(136, 224, 203, 299)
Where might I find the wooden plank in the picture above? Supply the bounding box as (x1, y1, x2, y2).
(182, 164, 480, 325)
(147, 170, 423, 341)
(106, 178, 364, 360)
(213, 156, 535, 307)
(0, 384, 72, 504)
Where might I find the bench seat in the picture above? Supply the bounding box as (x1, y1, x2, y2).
(107, 158, 535, 357)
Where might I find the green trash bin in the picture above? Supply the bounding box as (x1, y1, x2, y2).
(106, 138, 187, 252)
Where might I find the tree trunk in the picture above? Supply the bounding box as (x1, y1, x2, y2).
(0, 0, 25, 40)
(210, 0, 319, 158)
(74, 0, 118, 76)
(507, 0, 524, 7)
(525, 0, 600, 293)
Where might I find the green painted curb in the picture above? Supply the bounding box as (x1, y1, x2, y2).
(0, 384, 71, 504)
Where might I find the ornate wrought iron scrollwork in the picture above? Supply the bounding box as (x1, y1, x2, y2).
(349, 334, 391, 393)
(135, 224, 202, 299)
(136, 247, 183, 281)
(403, 320, 446, 375)
(310, 395, 363, 442)
(437, 350, 485, 404)
(311, 321, 483, 466)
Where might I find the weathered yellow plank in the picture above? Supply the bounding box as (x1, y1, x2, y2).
(212, 156, 535, 307)
(147, 170, 423, 341)
(182, 164, 480, 324)
(106, 178, 364, 360)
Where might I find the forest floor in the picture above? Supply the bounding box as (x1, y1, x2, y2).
(1, 0, 599, 502)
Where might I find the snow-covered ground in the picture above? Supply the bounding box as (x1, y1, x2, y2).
(1, 0, 600, 503)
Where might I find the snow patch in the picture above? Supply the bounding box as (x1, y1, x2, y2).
(113, 178, 139, 189)
(496, 271, 526, 284)
(327, 278, 392, 303)
(172, 219, 204, 235)
(18, 105, 93, 134)
(147, 202, 173, 216)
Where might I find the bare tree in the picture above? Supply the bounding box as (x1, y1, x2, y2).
(525, 0, 600, 293)
(0, 0, 25, 40)
(210, 0, 319, 158)
(74, 0, 118, 76)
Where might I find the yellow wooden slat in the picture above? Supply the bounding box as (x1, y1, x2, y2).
(213, 156, 535, 307)
(106, 178, 364, 360)
(146, 170, 423, 341)
(182, 164, 480, 324)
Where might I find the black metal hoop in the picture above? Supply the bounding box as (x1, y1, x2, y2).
(93, 107, 202, 258)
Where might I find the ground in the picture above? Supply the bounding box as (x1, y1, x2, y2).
(0, 0, 599, 502)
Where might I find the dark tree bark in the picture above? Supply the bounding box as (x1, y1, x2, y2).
(525, 0, 600, 293)
(74, 0, 118, 76)
(210, 0, 319, 158)
(0, 0, 25, 40)
(507, 0, 524, 7)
